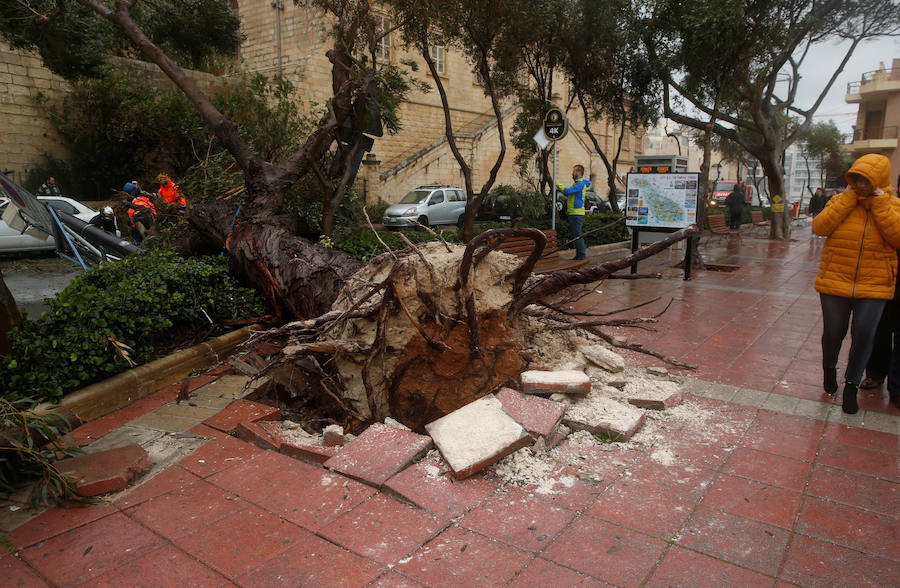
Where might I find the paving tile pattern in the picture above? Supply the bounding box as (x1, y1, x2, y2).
(5, 225, 899, 587)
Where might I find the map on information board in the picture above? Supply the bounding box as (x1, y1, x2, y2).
(624, 173, 699, 229)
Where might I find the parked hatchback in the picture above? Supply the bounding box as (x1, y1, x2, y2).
(0, 196, 98, 254)
(382, 185, 467, 228)
(477, 192, 523, 222)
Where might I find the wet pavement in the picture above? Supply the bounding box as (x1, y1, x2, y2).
(1, 255, 81, 316)
(1, 221, 897, 587)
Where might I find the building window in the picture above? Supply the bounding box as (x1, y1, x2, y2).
(375, 14, 391, 62)
(429, 45, 446, 76)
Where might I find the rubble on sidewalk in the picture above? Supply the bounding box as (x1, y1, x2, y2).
(562, 390, 646, 440)
(623, 379, 683, 409)
(53, 444, 151, 497)
(324, 423, 433, 486)
(495, 387, 566, 440)
(579, 344, 626, 373)
(426, 395, 531, 479)
(521, 370, 591, 396)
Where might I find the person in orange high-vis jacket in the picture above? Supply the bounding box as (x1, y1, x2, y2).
(124, 182, 158, 243)
(155, 173, 186, 206)
(812, 153, 900, 413)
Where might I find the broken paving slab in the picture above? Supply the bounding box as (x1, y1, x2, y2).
(562, 392, 645, 441)
(53, 444, 152, 497)
(324, 423, 432, 487)
(192, 374, 268, 400)
(495, 387, 565, 440)
(425, 395, 531, 480)
(623, 379, 683, 410)
(520, 370, 591, 396)
(579, 344, 625, 373)
(257, 421, 341, 464)
(203, 399, 281, 433)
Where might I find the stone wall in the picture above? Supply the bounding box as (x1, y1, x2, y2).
(0, 44, 229, 191)
(0, 42, 69, 186)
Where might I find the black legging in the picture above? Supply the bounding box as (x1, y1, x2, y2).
(820, 293, 886, 385)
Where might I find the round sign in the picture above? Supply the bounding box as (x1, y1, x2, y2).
(543, 107, 568, 141)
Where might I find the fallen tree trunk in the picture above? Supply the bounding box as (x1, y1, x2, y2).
(189, 202, 361, 319)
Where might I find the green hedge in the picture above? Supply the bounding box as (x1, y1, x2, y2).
(334, 228, 462, 262)
(0, 251, 267, 402)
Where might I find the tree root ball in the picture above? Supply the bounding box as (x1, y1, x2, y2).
(326, 241, 529, 430)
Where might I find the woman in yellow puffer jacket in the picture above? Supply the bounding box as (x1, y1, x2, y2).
(812, 153, 900, 413)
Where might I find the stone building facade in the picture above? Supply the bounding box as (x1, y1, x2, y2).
(235, 1, 645, 204)
(0, 42, 69, 187)
(2, 5, 645, 204)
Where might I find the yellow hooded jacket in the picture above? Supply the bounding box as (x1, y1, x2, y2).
(812, 153, 900, 299)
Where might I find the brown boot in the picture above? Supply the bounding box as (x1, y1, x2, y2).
(859, 377, 884, 390)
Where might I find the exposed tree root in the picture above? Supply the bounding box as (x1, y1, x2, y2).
(255, 225, 698, 430)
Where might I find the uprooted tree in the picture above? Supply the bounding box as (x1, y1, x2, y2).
(259, 226, 696, 432)
(6, 1, 699, 430)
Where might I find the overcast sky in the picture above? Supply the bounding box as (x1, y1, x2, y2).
(793, 36, 900, 137)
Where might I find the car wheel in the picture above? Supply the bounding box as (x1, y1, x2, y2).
(417, 215, 429, 229)
(456, 215, 465, 228)
(555, 201, 564, 213)
(588, 205, 598, 215)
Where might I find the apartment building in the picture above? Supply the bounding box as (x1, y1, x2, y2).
(845, 58, 900, 187)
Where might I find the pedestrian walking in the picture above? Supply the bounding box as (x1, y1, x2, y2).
(725, 183, 745, 229)
(556, 164, 590, 260)
(858, 262, 900, 409)
(807, 188, 827, 217)
(812, 153, 900, 414)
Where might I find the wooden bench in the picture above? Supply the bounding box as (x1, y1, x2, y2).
(705, 214, 742, 244)
(495, 229, 589, 273)
(750, 210, 769, 235)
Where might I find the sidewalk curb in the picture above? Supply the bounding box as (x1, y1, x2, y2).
(35, 325, 260, 422)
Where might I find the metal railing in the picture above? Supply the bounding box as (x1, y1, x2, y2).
(852, 125, 899, 142)
(846, 67, 898, 94)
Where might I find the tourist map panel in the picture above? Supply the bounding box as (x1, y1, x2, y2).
(624, 173, 699, 229)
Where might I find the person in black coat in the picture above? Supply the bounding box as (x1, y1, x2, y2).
(859, 249, 900, 409)
(724, 183, 745, 229)
(807, 188, 827, 217)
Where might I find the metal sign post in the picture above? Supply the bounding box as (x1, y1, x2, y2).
(552, 141, 557, 231)
(542, 107, 568, 233)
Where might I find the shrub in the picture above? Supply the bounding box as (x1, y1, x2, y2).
(523, 212, 630, 247)
(0, 251, 267, 402)
(334, 228, 461, 262)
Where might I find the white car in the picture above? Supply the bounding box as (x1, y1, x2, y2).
(382, 185, 467, 228)
(0, 196, 99, 253)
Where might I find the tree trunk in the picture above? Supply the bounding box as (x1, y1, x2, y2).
(0, 271, 21, 355)
(189, 202, 361, 320)
(759, 155, 791, 240)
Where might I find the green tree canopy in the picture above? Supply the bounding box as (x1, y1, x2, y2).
(0, 0, 242, 78)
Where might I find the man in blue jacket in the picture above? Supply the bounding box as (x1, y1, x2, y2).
(557, 164, 590, 260)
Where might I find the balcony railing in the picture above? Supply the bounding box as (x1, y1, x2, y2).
(852, 125, 899, 142)
(847, 67, 898, 94)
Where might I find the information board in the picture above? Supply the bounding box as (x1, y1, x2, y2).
(624, 173, 699, 230)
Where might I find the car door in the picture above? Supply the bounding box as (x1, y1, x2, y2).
(428, 190, 447, 224)
(451, 189, 466, 221)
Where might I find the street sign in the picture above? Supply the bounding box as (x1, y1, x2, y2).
(542, 107, 568, 142)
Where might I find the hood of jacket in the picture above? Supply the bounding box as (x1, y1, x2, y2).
(845, 154, 894, 197)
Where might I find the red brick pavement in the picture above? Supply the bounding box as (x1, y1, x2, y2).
(3, 223, 898, 586)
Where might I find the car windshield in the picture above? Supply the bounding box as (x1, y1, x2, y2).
(715, 182, 736, 191)
(398, 190, 431, 204)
